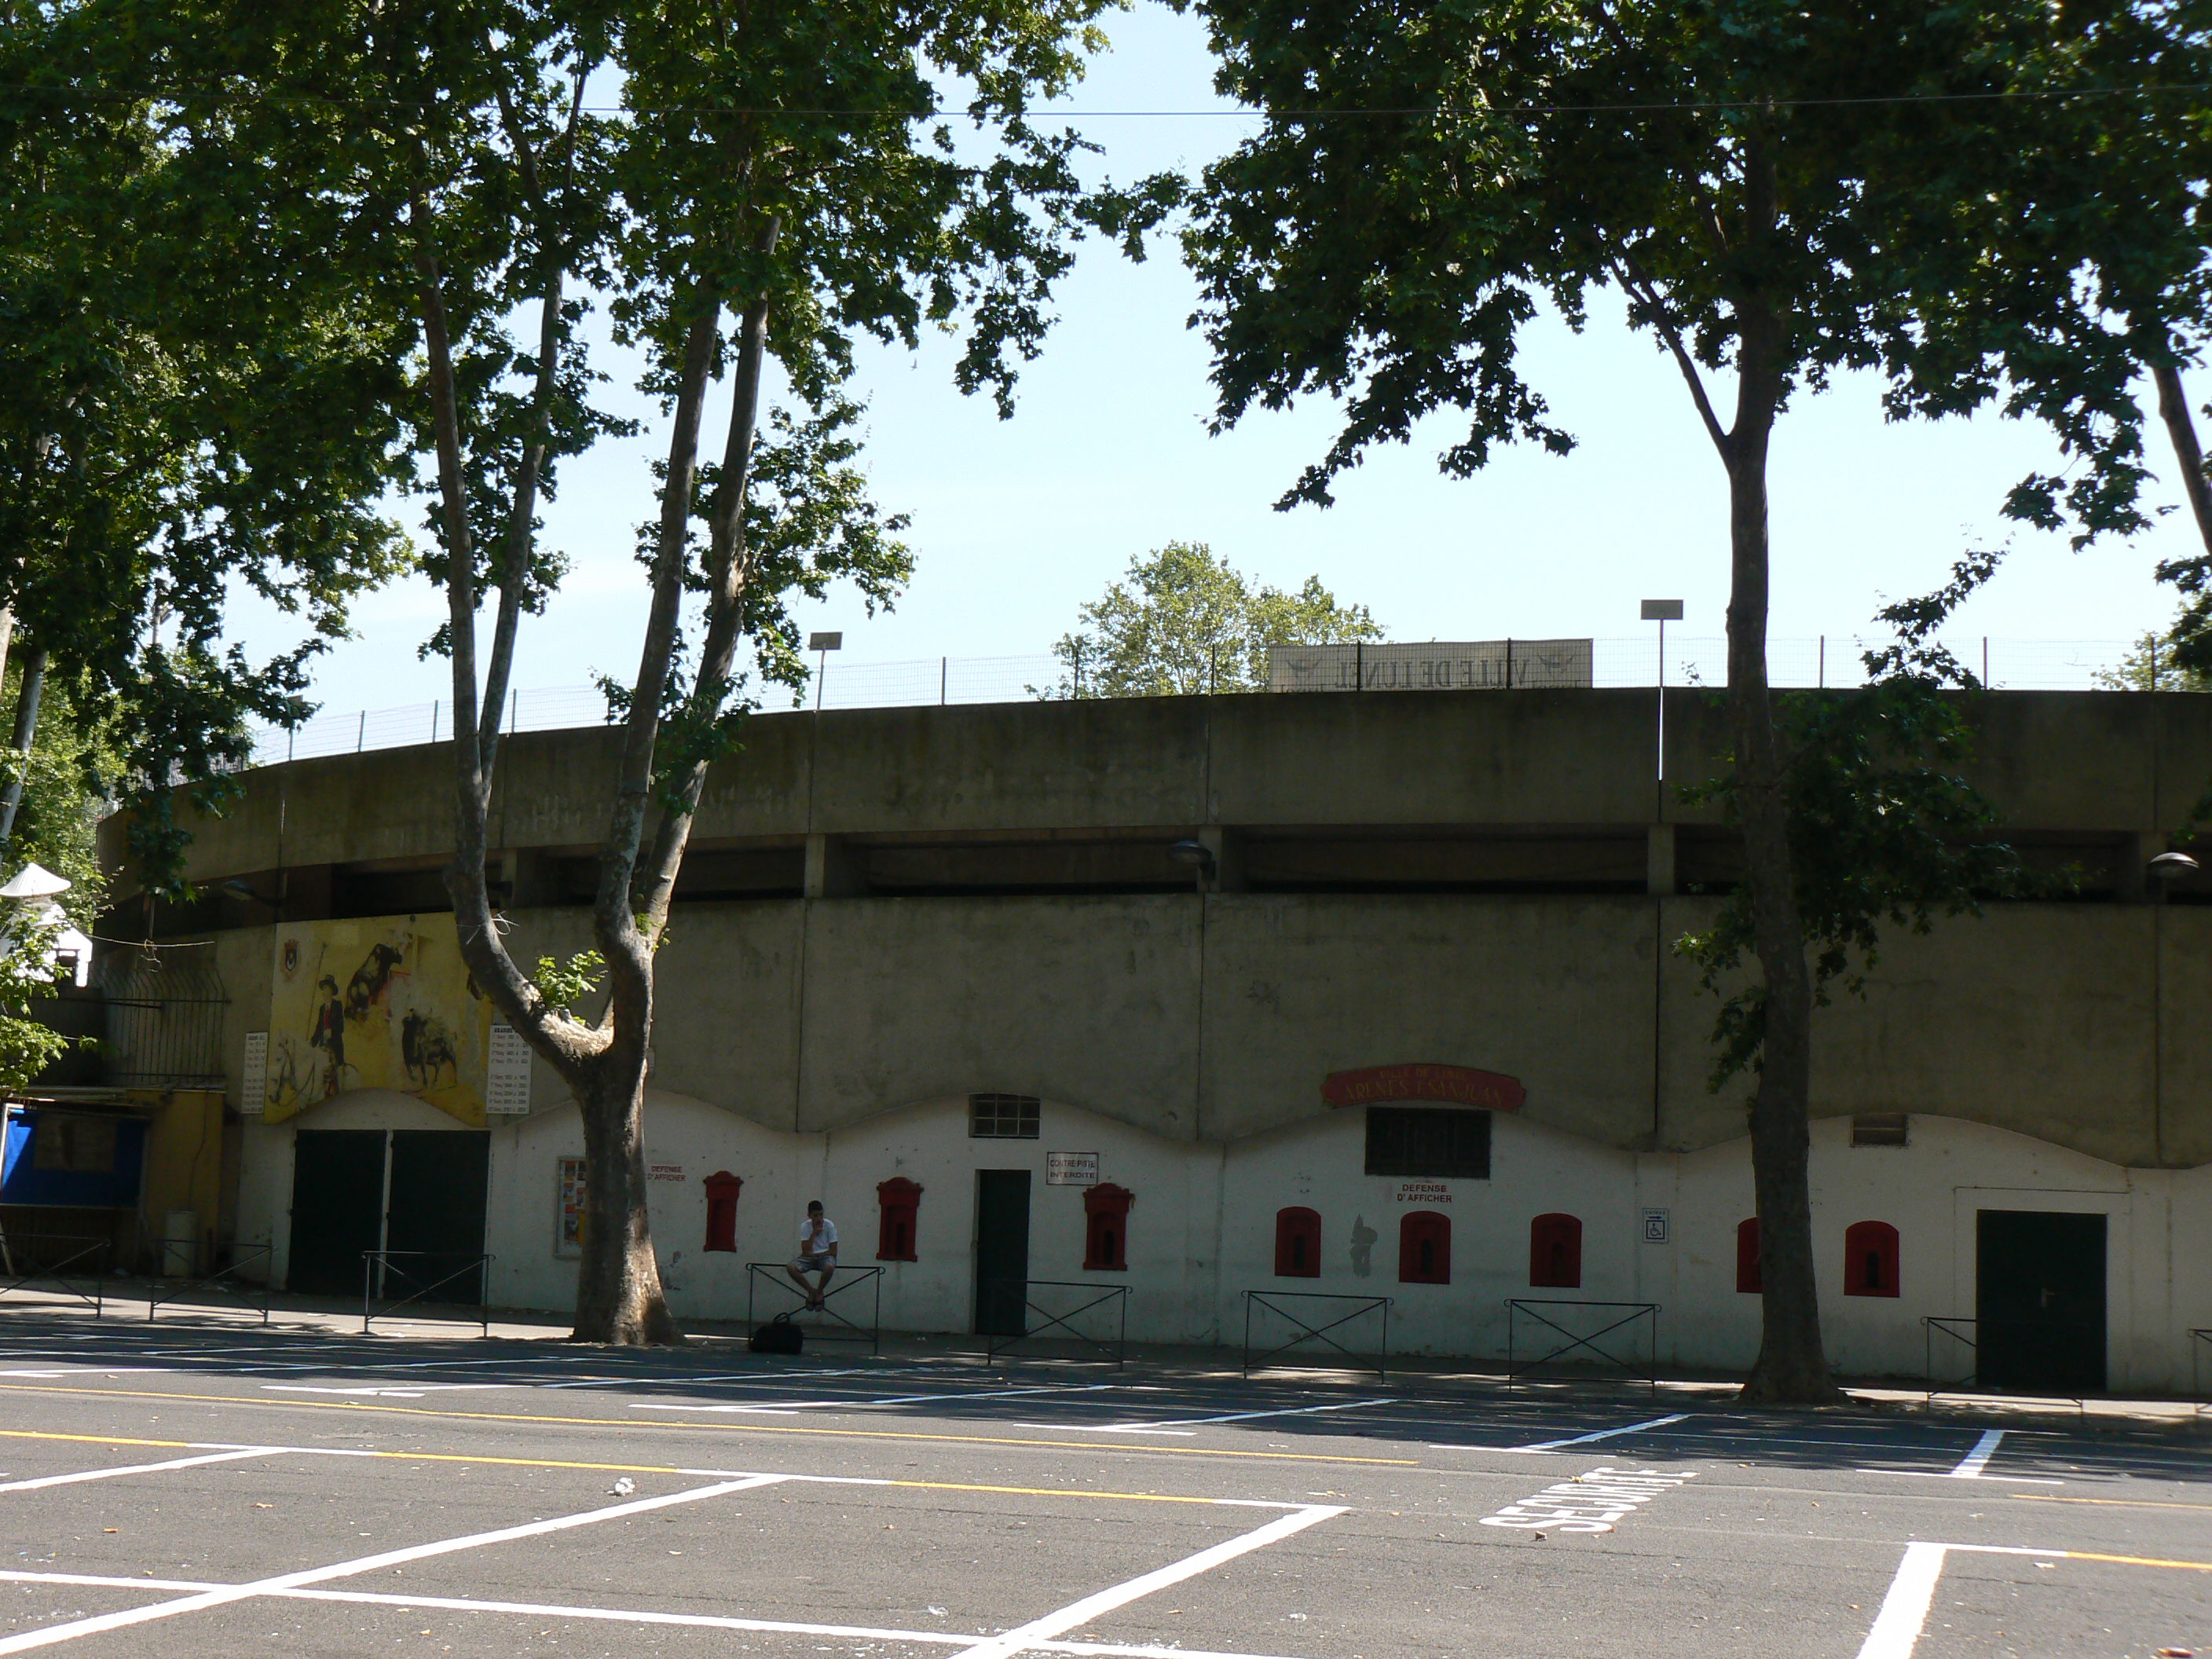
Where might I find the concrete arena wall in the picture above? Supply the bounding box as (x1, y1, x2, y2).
(226, 1086, 2208, 1393)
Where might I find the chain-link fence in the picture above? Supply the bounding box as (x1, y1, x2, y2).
(243, 634, 2161, 769)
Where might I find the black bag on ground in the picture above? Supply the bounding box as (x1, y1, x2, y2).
(749, 1313, 803, 1355)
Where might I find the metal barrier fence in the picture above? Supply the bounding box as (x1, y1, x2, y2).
(1923, 1316, 1980, 1399)
(361, 1251, 493, 1335)
(145, 1241, 272, 1325)
(2195, 1328, 2212, 1413)
(1241, 1289, 1390, 1380)
(745, 1262, 883, 1353)
(242, 635, 2164, 770)
(0, 1234, 108, 1317)
(983, 1279, 1129, 1368)
(1505, 1298, 1660, 1397)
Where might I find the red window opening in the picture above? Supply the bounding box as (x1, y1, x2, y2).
(1529, 1212, 1583, 1288)
(702, 1171, 742, 1254)
(1844, 1219, 1899, 1297)
(1736, 1218, 1761, 1294)
(1083, 1182, 1133, 1271)
(876, 1177, 923, 1262)
(1397, 1210, 1451, 1284)
(1274, 1207, 1321, 1278)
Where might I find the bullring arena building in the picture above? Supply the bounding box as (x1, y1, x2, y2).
(42, 683, 2212, 1393)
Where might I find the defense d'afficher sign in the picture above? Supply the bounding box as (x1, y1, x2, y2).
(1322, 1063, 1525, 1112)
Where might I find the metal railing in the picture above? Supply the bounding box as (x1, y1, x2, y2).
(145, 1242, 273, 1325)
(983, 1279, 1129, 1369)
(2194, 1328, 2212, 1413)
(0, 1234, 109, 1317)
(361, 1251, 493, 1335)
(744, 1263, 883, 1353)
(240, 635, 2172, 771)
(1923, 1316, 1980, 1399)
(1506, 1298, 1660, 1397)
(1241, 1289, 1391, 1380)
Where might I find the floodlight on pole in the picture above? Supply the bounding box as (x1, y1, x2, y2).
(1640, 601, 1683, 788)
(808, 632, 843, 712)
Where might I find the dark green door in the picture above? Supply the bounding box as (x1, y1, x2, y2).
(288, 1130, 386, 1297)
(973, 1169, 1031, 1336)
(1976, 1210, 2106, 1394)
(386, 1131, 491, 1306)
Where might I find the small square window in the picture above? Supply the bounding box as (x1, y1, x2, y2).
(969, 1093, 1040, 1139)
(1851, 1114, 1909, 1148)
(1364, 1108, 1490, 1178)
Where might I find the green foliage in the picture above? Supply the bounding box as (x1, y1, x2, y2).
(2095, 621, 2212, 694)
(0, 4, 416, 895)
(533, 949, 606, 1016)
(1047, 541, 1381, 697)
(1676, 668, 2042, 1090)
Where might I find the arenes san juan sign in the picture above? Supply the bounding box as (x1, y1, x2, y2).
(1321, 1063, 1526, 1111)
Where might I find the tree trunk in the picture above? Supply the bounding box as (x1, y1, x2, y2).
(2152, 357, 2212, 558)
(573, 1050, 680, 1345)
(1725, 309, 1837, 1406)
(0, 646, 49, 849)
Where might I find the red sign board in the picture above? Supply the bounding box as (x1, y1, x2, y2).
(1321, 1063, 1525, 1112)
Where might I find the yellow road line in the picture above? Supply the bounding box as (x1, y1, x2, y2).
(0, 1386, 1415, 1467)
(2061, 1549, 2212, 1572)
(0, 1428, 1290, 1506)
(2013, 1493, 2212, 1514)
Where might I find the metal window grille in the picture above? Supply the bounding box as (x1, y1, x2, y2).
(1363, 1107, 1490, 1177)
(97, 950, 229, 1090)
(968, 1093, 1041, 1139)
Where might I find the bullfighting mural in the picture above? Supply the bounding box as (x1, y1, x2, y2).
(266, 916, 493, 1125)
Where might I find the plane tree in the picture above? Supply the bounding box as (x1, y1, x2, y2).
(1170, 0, 2199, 1399)
(175, 0, 1117, 1342)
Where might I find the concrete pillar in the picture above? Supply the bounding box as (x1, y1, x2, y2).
(1199, 826, 1245, 892)
(804, 833, 866, 899)
(2119, 830, 2165, 903)
(1646, 822, 1677, 897)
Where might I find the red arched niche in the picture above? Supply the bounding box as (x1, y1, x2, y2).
(1084, 1183, 1133, 1271)
(1736, 1218, 1761, 1294)
(877, 1177, 922, 1262)
(1274, 1207, 1321, 1278)
(1529, 1213, 1583, 1288)
(702, 1172, 742, 1254)
(1844, 1220, 1899, 1297)
(1398, 1211, 1451, 1284)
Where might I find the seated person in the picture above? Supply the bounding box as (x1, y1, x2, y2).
(786, 1200, 838, 1309)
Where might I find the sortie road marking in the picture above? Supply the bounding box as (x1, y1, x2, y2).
(947, 1504, 1346, 1659)
(0, 1472, 789, 1654)
(1500, 1412, 1690, 1452)
(0, 1381, 1413, 1466)
(1478, 1465, 1696, 1533)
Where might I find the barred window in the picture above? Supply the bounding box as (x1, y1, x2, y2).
(1851, 1114, 1910, 1148)
(969, 1093, 1041, 1139)
(1364, 1107, 1490, 1178)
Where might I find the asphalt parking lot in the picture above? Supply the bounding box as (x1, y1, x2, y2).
(0, 1315, 2202, 1658)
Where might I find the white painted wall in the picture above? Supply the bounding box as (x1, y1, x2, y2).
(235, 1090, 2212, 1393)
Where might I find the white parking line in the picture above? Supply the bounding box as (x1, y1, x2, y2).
(950, 1504, 1346, 1659)
(1486, 1412, 1690, 1452)
(1855, 1542, 1950, 1659)
(1949, 1428, 2004, 1477)
(0, 1447, 284, 1493)
(0, 1570, 1306, 1659)
(0, 1471, 789, 1653)
(1072, 1398, 1393, 1435)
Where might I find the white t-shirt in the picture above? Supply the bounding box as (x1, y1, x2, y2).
(798, 1216, 838, 1253)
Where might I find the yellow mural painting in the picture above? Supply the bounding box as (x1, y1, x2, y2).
(266, 916, 493, 1126)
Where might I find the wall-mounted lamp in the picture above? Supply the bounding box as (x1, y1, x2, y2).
(2148, 850, 2202, 902)
(1170, 838, 1216, 894)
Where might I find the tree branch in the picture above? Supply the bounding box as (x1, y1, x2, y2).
(1613, 246, 1730, 456)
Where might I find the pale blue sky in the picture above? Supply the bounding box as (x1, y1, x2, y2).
(241, 2, 2193, 723)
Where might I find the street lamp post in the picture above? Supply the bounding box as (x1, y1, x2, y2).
(808, 631, 843, 713)
(1639, 600, 1683, 789)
